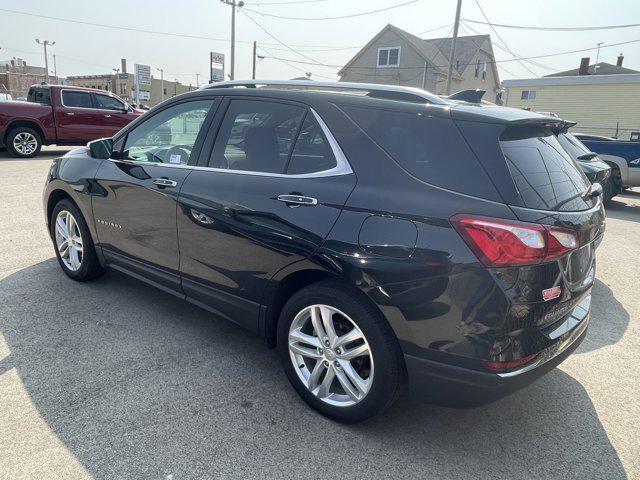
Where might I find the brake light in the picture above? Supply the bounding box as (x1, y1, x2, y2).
(450, 215, 579, 267)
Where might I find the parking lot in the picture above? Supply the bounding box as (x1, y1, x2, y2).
(0, 147, 638, 479)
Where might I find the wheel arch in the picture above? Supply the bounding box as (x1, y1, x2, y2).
(46, 188, 75, 232)
(3, 120, 45, 145)
(599, 154, 629, 185)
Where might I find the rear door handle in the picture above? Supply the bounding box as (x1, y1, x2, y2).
(104, 114, 112, 118)
(276, 194, 318, 206)
(153, 178, 178, 188)
(66, 112, 75, 116)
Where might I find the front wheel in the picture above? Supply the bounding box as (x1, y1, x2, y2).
(51, 199, 105, 281)
(277, 280, 405, 423)
(7, 127, 42, 158)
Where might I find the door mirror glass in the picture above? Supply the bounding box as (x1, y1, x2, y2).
(87, 138, 113, 159)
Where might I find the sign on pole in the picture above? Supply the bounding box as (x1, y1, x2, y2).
(210, 52, 225, 82)
(133, 63, 151, 106)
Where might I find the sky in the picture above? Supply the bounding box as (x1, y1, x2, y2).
(2, 0, 640, 86)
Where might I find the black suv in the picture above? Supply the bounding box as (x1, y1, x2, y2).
(43, 81, 604, 422)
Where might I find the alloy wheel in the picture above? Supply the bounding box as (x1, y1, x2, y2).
(288, 304, 374, 407)
(54, 210, 84, 271)
(12, 132, 38, 156)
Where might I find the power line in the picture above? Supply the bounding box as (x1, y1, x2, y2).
(460, 20, 554, 72)
(463, 18, 640, 32)
(243, 0, 418, 20)
(258, 36, 640, 70)
(416, 23, 453, 36)
(257, 45, 336, 80)
(0, 7, 352, 49)
(240, 8, 338, 69)
(472, 0, 538, 77)
(246, 0, 328, 4)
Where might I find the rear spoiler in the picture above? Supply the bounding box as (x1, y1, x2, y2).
(447, 89, 485, 103)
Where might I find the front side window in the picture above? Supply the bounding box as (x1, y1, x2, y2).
(122, 99, 214, 164)
(208, 99, 305, 173)
(377, 47, 400, 67)
(62, 91, 93, 108)
(95, 93, 125, 111)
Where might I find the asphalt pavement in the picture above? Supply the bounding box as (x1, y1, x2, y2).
(0, 147, 638, 479)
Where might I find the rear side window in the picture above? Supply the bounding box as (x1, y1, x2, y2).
(27, 87, 51, 105)
(287, 114, 337, 174)
(340, 104, 499, 200)
(62, 91, 93, 109)
(500, 128, 592, 211)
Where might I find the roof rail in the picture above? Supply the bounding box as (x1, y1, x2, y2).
(203, 80, 448, 105)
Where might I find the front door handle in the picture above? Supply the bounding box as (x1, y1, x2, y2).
(66, 112, 75, 116)
(104, 114, 112, 118)
(153, 178, 178, 188)
(276, 194, 318, 207)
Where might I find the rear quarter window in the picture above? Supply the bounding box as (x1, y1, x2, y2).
(339, 104, 499, 200)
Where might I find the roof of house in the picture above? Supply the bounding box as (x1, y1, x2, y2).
(545, 62, 639, 77)
(338, 24, 497, 83)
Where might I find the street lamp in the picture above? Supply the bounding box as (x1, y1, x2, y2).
(35, 39, 55, 84)
(157, 68, 164, 101)
(112, 68, 120, 94)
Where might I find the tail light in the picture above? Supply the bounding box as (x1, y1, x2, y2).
(450, 214, 579, 267)
(484, 353, 538, 372)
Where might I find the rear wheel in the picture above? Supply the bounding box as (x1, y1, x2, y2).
(277, 280, 405, 422)
(7, 127, 42, 158)
(51, 199, 105, 281)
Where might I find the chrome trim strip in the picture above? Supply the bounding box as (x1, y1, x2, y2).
(108, 108, 353, 179)
(497, 318, 589, 378)
(202, 79, 447, 105)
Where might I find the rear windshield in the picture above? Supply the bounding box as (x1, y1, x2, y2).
(27, 87, 51, 105)
(500, 127, 593, 211)
(339, 104, 499, 200)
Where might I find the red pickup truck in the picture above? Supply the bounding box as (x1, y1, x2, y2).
(0, 84, 142, 158)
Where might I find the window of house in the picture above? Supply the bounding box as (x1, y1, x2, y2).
(521, 90, 537, 100)
(377, 47, 401, 67)
(482, 62, 487, 80)
(474, 60, 480, 78)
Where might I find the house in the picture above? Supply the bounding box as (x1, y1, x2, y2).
(338, 24, 501, 101)
(502, 55, 640, 139)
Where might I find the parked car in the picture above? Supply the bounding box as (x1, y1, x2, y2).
(577, 135, 640, 190)
(43, 80, 603, 422)
(557, 129, 617, 203)
(0, 92, 13, 102)
(573, 133, 616, 142)
(0, 84, 142, 158)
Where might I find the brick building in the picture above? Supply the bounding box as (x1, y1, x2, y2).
(0, 58, 52, 98)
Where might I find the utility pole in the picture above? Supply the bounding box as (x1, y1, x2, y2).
(174, 79, 178, 97)
(112, 68, 120, 94)
(445, 0, 462, 95)
(220, 0, 244, 80)
(52, 54, 58, 84)
(195, 73, 200, 87)
(252, 41, 257, 79)
(595, 42, 604, 65)
(35, 39, 55, 84)
(157, 68, 164, 101)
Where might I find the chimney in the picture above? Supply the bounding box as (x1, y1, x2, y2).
(121, 58, 127, 74)
(579, 57, 590, 75)
(617, 54, 624, 67)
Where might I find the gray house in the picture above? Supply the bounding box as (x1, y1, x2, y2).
(338, 24, 501, 101)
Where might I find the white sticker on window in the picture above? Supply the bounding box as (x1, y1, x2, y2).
(169, 154, 181, 164)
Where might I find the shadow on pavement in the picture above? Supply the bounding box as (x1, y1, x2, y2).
(0, 147, 75, 161)
(0, 260, 627, 479)
(606, 191, 640, 221)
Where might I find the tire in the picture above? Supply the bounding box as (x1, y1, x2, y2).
(6, 127, 42, 158)
(277, 280, 405, 423)
(50, 199, 105, 281)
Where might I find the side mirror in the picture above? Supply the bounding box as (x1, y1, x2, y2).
(86, 138, 113, 159)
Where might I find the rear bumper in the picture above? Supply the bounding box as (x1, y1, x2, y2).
(404, 317, 588, 407)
